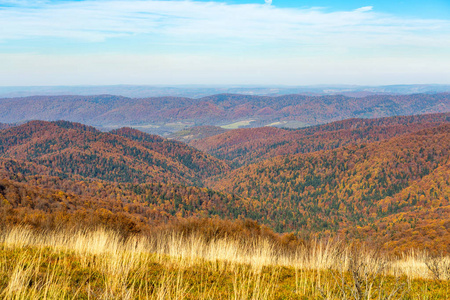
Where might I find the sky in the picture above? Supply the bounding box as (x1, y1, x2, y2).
(0, 0, 449, 86)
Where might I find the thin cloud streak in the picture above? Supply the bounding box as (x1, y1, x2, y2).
(0, 0, 449, 48)
(0, 1, 449, 85)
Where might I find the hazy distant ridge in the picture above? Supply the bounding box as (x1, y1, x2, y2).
(0, 92, 449, 135)
(1, 84, 450, 98)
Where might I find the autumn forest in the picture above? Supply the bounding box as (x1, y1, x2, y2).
(0, 111, 449, 255)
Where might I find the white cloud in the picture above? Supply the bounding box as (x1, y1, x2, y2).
(0, 1, 449, 85)
(0, 0, 448, 48)
(355, 6, 373, 12)
(265, 0, 272, 5)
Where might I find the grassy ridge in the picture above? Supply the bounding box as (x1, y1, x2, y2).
(1, 228, 449, 299)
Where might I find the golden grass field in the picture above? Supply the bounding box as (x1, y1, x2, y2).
(0, 227, 449, 299)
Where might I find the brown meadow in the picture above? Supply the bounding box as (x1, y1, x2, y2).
(1, 227, 448, 299)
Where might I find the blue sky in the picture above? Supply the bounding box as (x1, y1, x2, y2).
(204, 0, 450, 18)
(1, 0, 449, 86)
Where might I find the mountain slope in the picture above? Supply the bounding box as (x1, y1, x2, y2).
(1, 116, 449, 254)
(207, 124, 450, 252)
(110, 127, 229, 179)
(0, 174, 246, 234)
(0, 120, 228, 185)
(355, 161, 450, 254)
(191, 113, 450, 166)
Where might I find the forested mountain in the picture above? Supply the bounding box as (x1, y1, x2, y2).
(207, 124, 450, 253)
(0, 120, 228, 185)
(0, 115, 449, 254)
(358, 161, 450, 253)
(0, 174, 246, 234)
(0, 93, 448, 135)
(191, 113, 450, 166)
(110, 127, 229, 179)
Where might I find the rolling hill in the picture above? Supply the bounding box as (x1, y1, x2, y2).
(0, 173, 247, 235)
(191, 113, 450, 166)
(0, 93, 448, 135)
(0, 120, 229, 185)
(207, 124, 450, 253)
(0, 115, 449, 254)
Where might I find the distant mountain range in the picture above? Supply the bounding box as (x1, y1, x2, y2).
(1, 84, 450, 98)
(1, 93, 449, 135)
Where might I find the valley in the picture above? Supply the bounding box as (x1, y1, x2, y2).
(1, 112, 449, 254)
(1, 105, 449, 299)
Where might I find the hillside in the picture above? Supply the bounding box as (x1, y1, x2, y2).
(191, 113, 450, 166)
(0, 120, 229, 185)
(0, 93, 448, 134)
(356, 161, 450, 253)
(0, 173, 248, 234)
(0, 116, 449, 254)
(207, 124, 450, 253)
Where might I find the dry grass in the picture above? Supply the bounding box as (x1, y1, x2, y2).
(0, 227, 448, 299)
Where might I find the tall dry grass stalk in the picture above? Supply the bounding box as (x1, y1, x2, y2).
(0, 226, 448, 299)
(0, 226, 443, 279)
